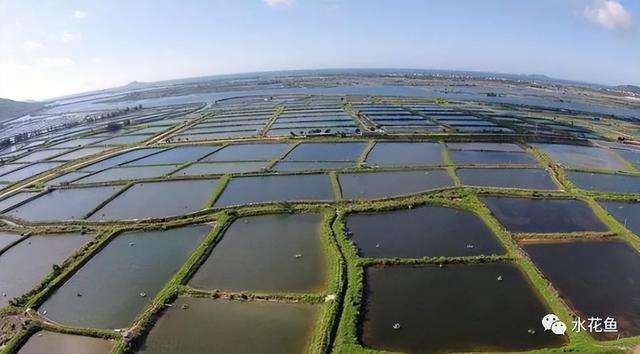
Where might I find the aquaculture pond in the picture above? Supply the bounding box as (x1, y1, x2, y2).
(81, 148, 166, 171)
(481, 197, 608, 233)
(202, 143, 291, 161)
(7, 186, 122, 222)
(614, 148, 640, 167)
(126, 146, 220, 165)
(0, 232, 21, 251)
(74, 165, 179, 184)
(450, 150, 537, 165)
(89, 179, 219, 220)
(138, 298, 317, 354)
(567, 172, 640, 194)
(0, 191, 39, 212)
(346, 206, 504, 258)
(172, 161, 267, 176)
(523, 240, 640, 339)
(458, 168, 559, 190)
(0, 162, 63, 182)
(0, 233, 91, 307)
(190, 214, 325, 293)
(39, 224, 211, 329)
(272, 161, 354, 172)
(365, 142, 443, 166)
(214, 174, 334, 207)
(361, 264, 563, 353)
(284, 142, 366, 161)
(16, 331, 115, 354)
(599, 201, 640, 235)
(447, 142, 523, 152)
(534, 143, 628, 171)
(45, 171, 90, 186)
(339, 170, 453, 200)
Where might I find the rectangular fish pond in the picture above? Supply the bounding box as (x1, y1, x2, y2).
(457, 168, 559, 190)
(450, 150, 538, 165)
(284, 142, 366, 161)
(599, 201, 640, 236)
(523, 240, 640, 339)
(6, 186, 122, 222)
(481, 197, 608, 233)
(0, 233, 91, 307)
(201, 143, 291, 162)
(360, 264, 564, 353)
(364, 142, 443, 166)
(189, 214, 326, 293)
(88, 179, 219, 220)
(137, 297, 317, 354)
(567, 171, 640, 194)
(214, 174, 334, 207)
(534, 143, 628, 171)
(346, 206, 504, 258)
(38, 224, 211, 329)
(16, 331, 115, 354)
(339, 170, 453, 200)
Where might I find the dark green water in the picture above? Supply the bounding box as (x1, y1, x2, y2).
(189, 214, 326, 293)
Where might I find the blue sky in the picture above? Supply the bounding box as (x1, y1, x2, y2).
(0, 0, 638, 100)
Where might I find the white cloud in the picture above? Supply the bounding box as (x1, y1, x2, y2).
(73, 10, 88, 19)
(584, 0, 633, 31)
(263, 0, 295, 8)
(61, 32, 82, 43)
(39, 57, 75, 67)
(24, 40, 45, 50)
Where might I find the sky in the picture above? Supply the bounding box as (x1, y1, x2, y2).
(0, 0, 638, 101)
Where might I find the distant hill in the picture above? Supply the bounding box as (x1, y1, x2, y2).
(0, 98, 43, 122)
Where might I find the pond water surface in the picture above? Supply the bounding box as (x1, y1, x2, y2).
(482, 197, 608, 233)
(215, 174, 334, 207)
(523, 240, 640, 339)
(346, 206, 504, 258)
(0, 233, 90, 307)
(39, 224, 211, 328)
(189, 214, 325, 293)
(599, 201, 640, 236)
(567, 172, 640, 194)
(458, 168, 558, 190)
(138, 298, 317, 354)
(361, 264, 563, 353)
(7, 186, 122, 222)
(365, 142, 443, 166)
(17, 331, 115, 354)
(89, 179, 219, 220)
(339, 170, 452, 200)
